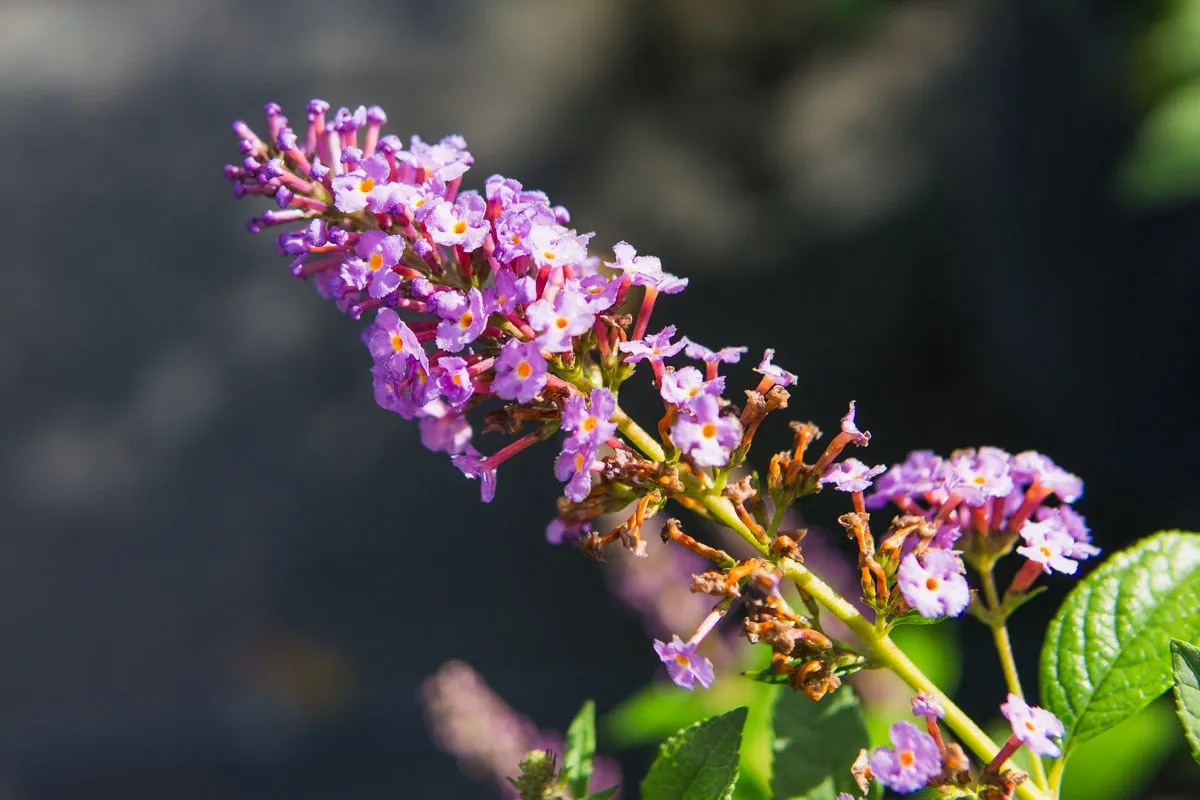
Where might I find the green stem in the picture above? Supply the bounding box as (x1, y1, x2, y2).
(981, 569, 1049, 794)
(698, 492, 1045, 800)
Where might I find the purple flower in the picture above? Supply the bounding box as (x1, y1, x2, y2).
(433, 288, 487, 352)
(1016, 520, 1080, 575)
(434, 356, 474, 407)
(652, 635, 714, 690)
(367, 308, 428, 376)
(946, 447, 1014, 507)
(1001, 694, 1064, 757)
(546, 517, 593, 545)
(526, 286, 595, 353)
(840, 401, 870, 446)
(404, 134, 474, 182)
(866, 450, 945, 509)
(573, 273, 621, 312)
(555, 439, 599, 502)
(344, 231, 406, 298)
(868, 721, 942, 794)
(910, 692, 944, 720)
(1010, 450, 1083, 502)
(821, 458, 886, 493)
(659, 366, 724, 412)
(897, 549, 970, 618)
(753, 348, 797, 387)
(427, 191, 489, 251)
(671, 395, 743, 468)
(491, 339, 548, 403)
(561, 388, 618, 450)
(618, 325, 689, 365)
(486, 268, 535, 316)
(332, 155, 390, 213)
(452, 446, 497, 503)
(606, 241, 688, 293)
(684, 341, 748, 365)
(419, 399, 473, 455)
(1034, 506, 1100, 560)
(526, 224, 590, 271)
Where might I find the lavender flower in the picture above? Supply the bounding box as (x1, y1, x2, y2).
(821, 458, 886, 493)
(652, 635, 715, 690)
(868, 721, 942, 794)
(1000, 693, 1064, 757)
(897, 549, 970, 618)
(606, 241, 688, 294)
(433, 288, 488, 353)
(671, 395, 742, 467)
(659, 366, 724, 413)
(1016, 520, 1081, 575)
(452, 446, 498, 503)
(526, 286, 594, 353)
(618, 325, 688, 365)
(491, 339, 548, 403)
(911, 692, 945, 720)
(753, 348, 797, 387)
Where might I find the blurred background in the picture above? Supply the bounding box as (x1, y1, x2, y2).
(1, 0, 1199, 797)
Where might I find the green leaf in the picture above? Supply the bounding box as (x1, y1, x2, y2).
(771, 686, 871, 800)
(1171, 639, 1200, 763)
(584, 787, 618, 800)
(1040, 530, 1200, 753)
(642, 707, 748, 800)
(563, 700, 596, 799)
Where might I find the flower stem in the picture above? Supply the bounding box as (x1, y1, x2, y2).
(981, 568, 1050, 794)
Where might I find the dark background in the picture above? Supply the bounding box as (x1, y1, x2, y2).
(2, 0, 1198, 797)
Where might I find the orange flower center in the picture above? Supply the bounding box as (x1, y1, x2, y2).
(899, 750, 915, 768)
(390, 333, 405, 352)
(459, 312, 474, 329)
(359, 177, 375, 193)
(453, 220, 468, 235)
(674, 653, 691, 667)
(555, 317, 569, 330)
(368, 252, 384, 271)
(926, 577, 940, 591)
(701, 423, 717, 439)
(583, 418, 597, 433)
(516, 361, 532, 380)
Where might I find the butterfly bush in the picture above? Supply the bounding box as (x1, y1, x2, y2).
(226, 100, 1133, 800)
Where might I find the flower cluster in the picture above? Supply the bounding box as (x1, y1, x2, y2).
(860, 692, 1063, 796)
(863, 447, 1098, 609)
(226, 100, 773, 530)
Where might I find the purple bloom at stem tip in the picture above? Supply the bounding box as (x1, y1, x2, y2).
(652, 635, 714, 690)
(1001, 693, 1064, 757)
(1016, 520, 1082, 574)
(452, 446, 497, 503)
(671, 394, 742, 468)
(491, 339, 548, 403)
(821, 458, 886, 493)
(754, 348, 797, 387)
(911, 692, 945, 720)
(868, 721, 942, 794)
(897, 549, 970, 618)
(617, 325, 688, 364)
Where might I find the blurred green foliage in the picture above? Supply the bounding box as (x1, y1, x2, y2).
(1121, 0, 1200, 203)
